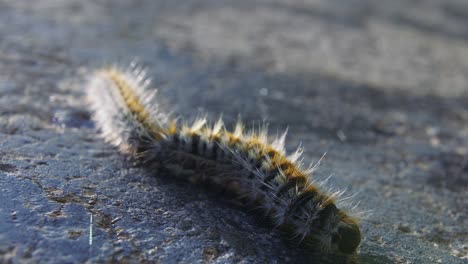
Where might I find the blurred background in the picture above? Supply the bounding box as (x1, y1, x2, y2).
(0, 0, 466, 263)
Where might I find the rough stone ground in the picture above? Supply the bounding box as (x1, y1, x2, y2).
(0, 0, 467, 263)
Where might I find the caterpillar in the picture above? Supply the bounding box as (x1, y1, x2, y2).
(86, 63, 362, 255)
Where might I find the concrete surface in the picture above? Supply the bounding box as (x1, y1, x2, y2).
(0, 0, 466, 263)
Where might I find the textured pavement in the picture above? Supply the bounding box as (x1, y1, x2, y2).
(0, 0, 467, 263)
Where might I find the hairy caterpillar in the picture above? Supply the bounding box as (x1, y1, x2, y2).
(86, 63, 362, 255)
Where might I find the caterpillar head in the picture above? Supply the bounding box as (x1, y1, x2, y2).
(318, 204, 361, 254)
(297, 203, 361, 255)
(334, 215, 361, 254)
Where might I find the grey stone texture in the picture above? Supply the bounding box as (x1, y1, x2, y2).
(0, 0, 466, 263)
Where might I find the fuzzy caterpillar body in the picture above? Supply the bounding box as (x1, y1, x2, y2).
(86, 64, 362, 255)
